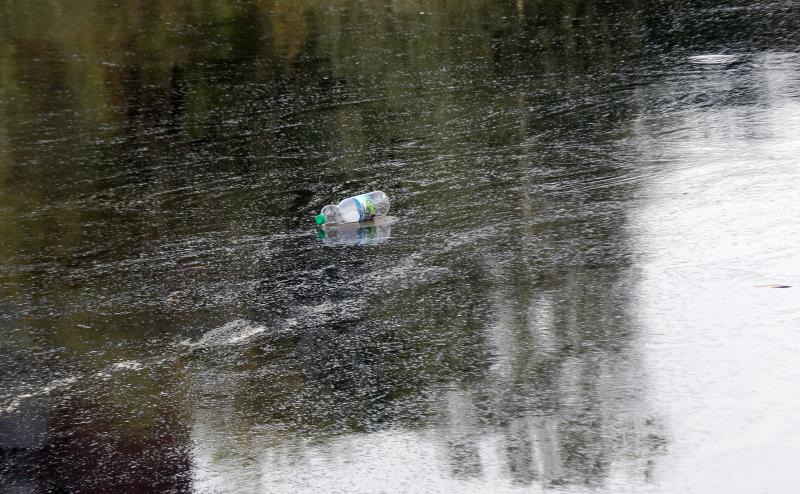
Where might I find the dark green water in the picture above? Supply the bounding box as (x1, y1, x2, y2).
(2, 1, 799, 492)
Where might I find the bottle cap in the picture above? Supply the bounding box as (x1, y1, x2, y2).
(315, 214, 326, 225)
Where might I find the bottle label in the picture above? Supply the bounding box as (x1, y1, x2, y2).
(353, 194, 377, 222)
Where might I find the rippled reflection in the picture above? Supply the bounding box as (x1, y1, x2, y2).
(631, 51, 800, 492)
(1, 0, 799, 492)
(317, 217, 395, 246)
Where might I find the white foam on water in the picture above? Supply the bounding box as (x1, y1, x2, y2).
(186, 319, 269, 348)
(112, 360, 144, 371)
(688, 54, 740, 65)
(2, 376, 78, 414)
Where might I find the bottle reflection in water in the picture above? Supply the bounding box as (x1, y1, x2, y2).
(316, 221, 392, 246)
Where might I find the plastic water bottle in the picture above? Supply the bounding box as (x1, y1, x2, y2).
(315, 191, 390, 226)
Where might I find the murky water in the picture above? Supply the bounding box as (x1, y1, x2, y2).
(1, 1, 799, 492)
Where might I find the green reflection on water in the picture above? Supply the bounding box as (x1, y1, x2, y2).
(0, 0, 667, 490)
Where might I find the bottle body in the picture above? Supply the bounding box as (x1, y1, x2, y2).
(316, 191, 390, 226)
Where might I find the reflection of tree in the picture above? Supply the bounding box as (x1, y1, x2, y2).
(0, 0, 682, 490)
(432, 260, 666, 486)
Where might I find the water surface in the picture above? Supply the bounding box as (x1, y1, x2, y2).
(1, 1, 799, 492)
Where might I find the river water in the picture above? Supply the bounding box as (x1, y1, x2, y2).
(1, 1, 799, 492)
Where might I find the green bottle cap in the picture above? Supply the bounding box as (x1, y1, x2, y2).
(315, 214, 326, 225)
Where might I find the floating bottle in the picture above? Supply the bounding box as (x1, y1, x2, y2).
(315, 191, 390, 226)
